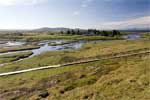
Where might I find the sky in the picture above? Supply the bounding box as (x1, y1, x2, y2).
(0, 0, 149, 29)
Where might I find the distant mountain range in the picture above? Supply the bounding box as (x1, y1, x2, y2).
(0, 27, 149, 33)
(31, 27, 70, 32)
(0, 27, 70, 33)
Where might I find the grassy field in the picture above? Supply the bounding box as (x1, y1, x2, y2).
(0, 32, 123, 41)
(0, 51, 33, 64)
(0, 45, 40, 53)
(140, 32, 150, 39)
(22, 34, 122, 41)
(0, 40, 149, 73)
(0, 52, 149, 100)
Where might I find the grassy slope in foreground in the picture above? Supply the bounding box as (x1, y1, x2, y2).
(0, 52, 149, 100)
(0, 40, 150, 73)
(0, 51, 33, 64)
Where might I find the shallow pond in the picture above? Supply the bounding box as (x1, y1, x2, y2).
(0, 40, 83, 56)
(0, 33, 142, 64)
(0, 41, 25, 48)
(122, 33, 142, 40)
(0, 33, 142, 56)
(31, 42, 83, 56)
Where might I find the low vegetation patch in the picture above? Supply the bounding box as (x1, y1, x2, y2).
(140, 32, 150, 39)
(0, 30, 123, 41)
(0, 51, 33, 64)
(64, 76, 97, 91)
(0, 45, 40, 53)
(0, 40, 149, 73)
(0, 53, 149, 100)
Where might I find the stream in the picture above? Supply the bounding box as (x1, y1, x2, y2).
(0, 33, 142, 65)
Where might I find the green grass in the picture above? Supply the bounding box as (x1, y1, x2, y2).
(0, 32, 123, 41)
(140, 32, 150, 39)
(64, 75, 97, 91)
(0, 45, 40, 53)
(0, 40, 149, 73)
(0, 51, 33, 64)
(0, 53, 149, 100)
(22, 34, 121, 41)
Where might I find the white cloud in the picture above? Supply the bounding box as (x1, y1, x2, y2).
(104, 0, 124, 2)
(0, 0, 47, 6)
(96, 16, 150, 29)
(72, 0, 94, 16)
(82, 0, 93, 8)
(81, 4, 87, 8)
(73, 11, 80, 16)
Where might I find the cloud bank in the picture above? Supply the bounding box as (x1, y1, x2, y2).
(0, 0, 47, 6)
(96, 16, 150, 29)
(81, 0, 93, 8)
(73, 0, 94, 16)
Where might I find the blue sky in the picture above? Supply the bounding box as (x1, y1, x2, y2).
(0, 0, 149, 29)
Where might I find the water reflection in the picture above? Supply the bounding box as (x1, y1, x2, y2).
(31, 42, 83, 56)
(6, 41, 25, 46)
(122, 34, 141, 40)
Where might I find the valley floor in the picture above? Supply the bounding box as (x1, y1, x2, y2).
(0, 39, 150, 100)
(0, 52, 149, 100)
